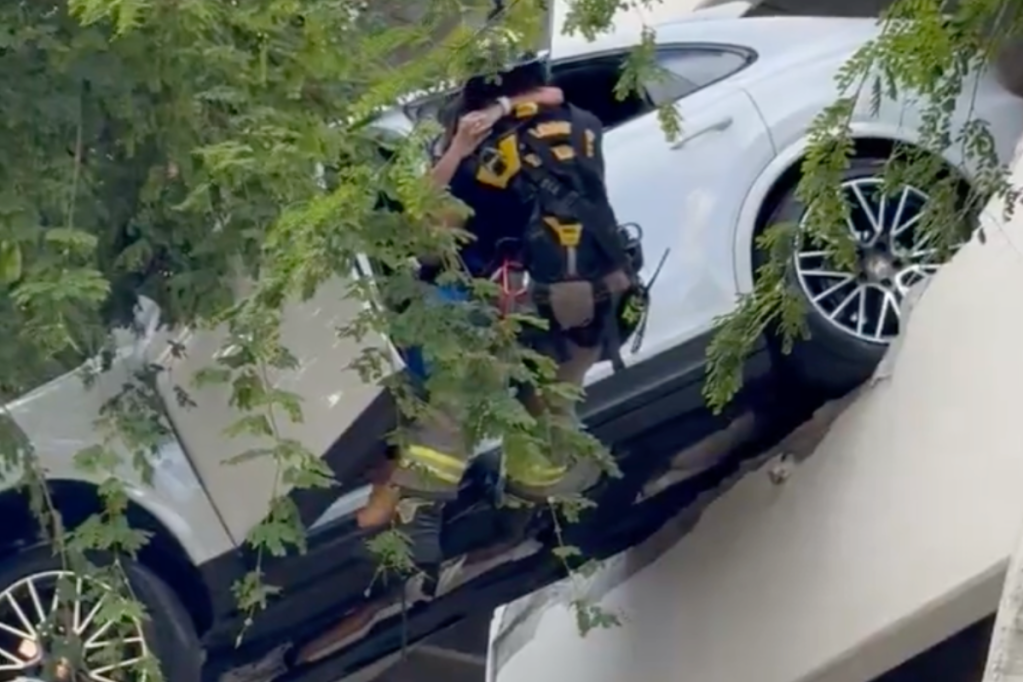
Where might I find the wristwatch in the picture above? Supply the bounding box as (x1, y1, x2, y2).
(496, 96, 512, 116)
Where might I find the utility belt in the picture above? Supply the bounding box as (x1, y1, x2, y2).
(487, 225, 650, 367)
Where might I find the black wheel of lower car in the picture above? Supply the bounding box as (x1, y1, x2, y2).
(0, 547, 202, 682)
(760, 156, 967, 394)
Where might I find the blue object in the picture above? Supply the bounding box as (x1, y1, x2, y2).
(403, 284, 471, 387)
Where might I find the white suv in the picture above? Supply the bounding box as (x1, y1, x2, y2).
(3, 7, 1022, 682)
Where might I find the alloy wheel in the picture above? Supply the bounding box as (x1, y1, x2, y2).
(793, 177, 950, 344)
(0, 571, 148, 682)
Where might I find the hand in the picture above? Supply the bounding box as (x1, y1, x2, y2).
(474, 87, 566, 134)
(450, 111, 494, 158)
(529, 86, 564, 107)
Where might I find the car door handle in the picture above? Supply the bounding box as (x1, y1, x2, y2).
(669, 116, 734, 150)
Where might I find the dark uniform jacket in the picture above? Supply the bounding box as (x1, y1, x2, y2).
(449, 102, 612, 279)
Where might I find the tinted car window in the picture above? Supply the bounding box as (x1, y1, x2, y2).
(645, 48, 750, 104)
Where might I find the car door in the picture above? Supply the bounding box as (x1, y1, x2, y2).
(154, 270, 396, 546)
(593, 45, 777, 374)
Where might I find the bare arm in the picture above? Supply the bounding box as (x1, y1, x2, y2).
(430, 144, 469, 190)
(476, 86, 565, 128)
(512, 86, 564, 108)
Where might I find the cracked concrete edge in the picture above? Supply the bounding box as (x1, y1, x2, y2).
(491, 392, 863, 677)
(871, 278, 930, 386)
(489, 277, 934, 674)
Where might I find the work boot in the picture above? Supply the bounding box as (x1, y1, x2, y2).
(395, 496, 447, 567)
(357, 463, 456, 569)
(356, 460, 401, 528)
(357, 488, 449, 567)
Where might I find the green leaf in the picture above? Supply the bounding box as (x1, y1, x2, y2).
(0, 240, 22, 284)
(552, 545, 581, 560)
(44, 227, 99, 253)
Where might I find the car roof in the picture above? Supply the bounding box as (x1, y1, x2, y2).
(549, 1, 752, 59)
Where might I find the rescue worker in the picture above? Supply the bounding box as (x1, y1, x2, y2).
(358, 52, 646, 566)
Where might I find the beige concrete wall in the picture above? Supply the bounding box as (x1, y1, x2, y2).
(495, 142, 1023, 682)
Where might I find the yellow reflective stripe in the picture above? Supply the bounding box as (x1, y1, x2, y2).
(403, 445, 466, 484)
(529, 121, 572, 138)
(551, 145, 575, 161)
(514, 102, 539, 118)
(506, 460, 567, 487)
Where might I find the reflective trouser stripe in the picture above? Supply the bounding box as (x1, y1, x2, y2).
(506, 459, 567, 488)
(403, 445, 467, 485)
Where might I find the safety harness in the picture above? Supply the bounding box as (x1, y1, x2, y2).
(475, 104, 650, 371)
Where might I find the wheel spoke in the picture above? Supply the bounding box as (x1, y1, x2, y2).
(84, 617, 115, 648)
(0, 645, 27, 670)
(855, 285, 868, 335)
(89, 655, 145, 682)
(894, 265, 932, 295)
(26, 579, 46, 625)
(845, 214, 864, 242)
(5, 593, 37, 639)
(828, 285, 865, 320)
(890, 187, 909, 231)
(73, 576, 83, 632)
(0, 618, 32, 641)
(49, 580, 60, 616)
(811, 275, 856, 302)
(892, 210, 922, 237)
(877, 193, 887, 226)
(85, 635, 144, 651)
(798, 268, 850, 279)
(875, 290, 900, 340)
(797, 250, 831, 260)
(910, 246, 940, 261)
(76, 592, 106, 635)
(850, 183, 883, 243)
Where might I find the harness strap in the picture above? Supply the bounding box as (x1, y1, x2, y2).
(499, 112, 636, 373)
(516, 131, 628, 272)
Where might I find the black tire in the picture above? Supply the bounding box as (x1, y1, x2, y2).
(757, 156, 943, 395)
(0, 546, 203, 682)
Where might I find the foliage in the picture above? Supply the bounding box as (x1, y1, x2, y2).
(0, 0, 675, 677)
(2, 0, 1020, 677)
(704, 0, 1023, 412)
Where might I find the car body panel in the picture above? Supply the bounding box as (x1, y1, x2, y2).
(154, 276, 393, 545)
(1, 329, 233, 565)
(602, 84, 775, 367)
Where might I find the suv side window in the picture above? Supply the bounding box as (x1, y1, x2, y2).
(644, 48, 752, 105)
(549, 45, 753, 130)
(550, 54, 653, 130)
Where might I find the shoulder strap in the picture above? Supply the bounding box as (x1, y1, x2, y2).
(515, 131, 628, 270)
